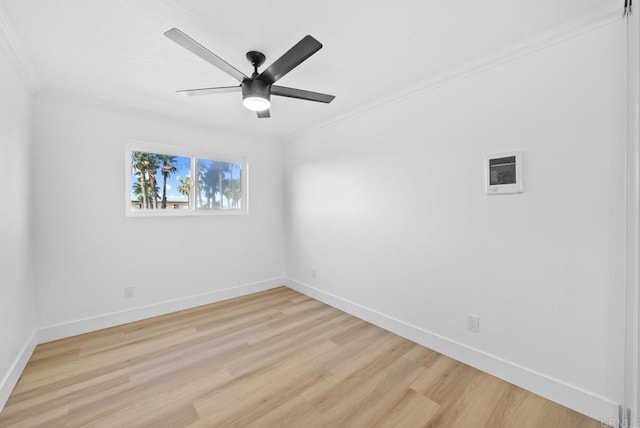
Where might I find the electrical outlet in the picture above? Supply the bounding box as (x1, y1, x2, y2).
(467, 314, 480, 333)
(311, 268, 317, 279)
(124, 286, 135, 299)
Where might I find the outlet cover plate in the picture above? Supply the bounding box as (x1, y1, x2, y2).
(467, 314, 480, 333)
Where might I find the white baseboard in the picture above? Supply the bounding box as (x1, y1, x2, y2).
(0, 329, 38, 411)
(38, 277, 285, 343)
(4, 277, 617, 423)
(285, 277, 619, 424)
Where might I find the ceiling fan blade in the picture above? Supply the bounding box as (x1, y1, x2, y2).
(258, 35, 322, 84)
(257, 109, 270, 119)
(271, 85, 335, 103)
(164, 28, 247, 82)
(176, 86, 241, 97)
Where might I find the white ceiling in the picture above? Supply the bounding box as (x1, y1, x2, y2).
(0, 0, 614, 139)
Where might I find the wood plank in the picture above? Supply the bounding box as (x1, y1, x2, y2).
(0, 288, 603, 427)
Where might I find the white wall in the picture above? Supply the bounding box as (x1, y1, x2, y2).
(33, 94, 284, 337)
(284, 21, 627, 421)
(0, 43, 36, 406)
(0, 9, 628, 423)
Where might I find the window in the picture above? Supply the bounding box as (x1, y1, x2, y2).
(130, 151, 192, 211)
(126, 142, 247, 216)
(196, 158, 243, 211)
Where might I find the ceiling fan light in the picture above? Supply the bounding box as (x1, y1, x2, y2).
(242, 78, 271, 112)
(242, 96, 271, 112)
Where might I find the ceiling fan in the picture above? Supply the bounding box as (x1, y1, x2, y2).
(164, 28, 335, 118)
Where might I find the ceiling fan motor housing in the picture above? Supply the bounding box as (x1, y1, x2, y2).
(242, 78, 271, 111)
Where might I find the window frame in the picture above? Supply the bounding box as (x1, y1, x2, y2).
(125, 141, 248, 217)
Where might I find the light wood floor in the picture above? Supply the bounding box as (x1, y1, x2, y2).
(0, 287, 601, 427)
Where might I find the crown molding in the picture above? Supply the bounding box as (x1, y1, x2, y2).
(0, 5, 40, 94)
(285, 1, 622, 143)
